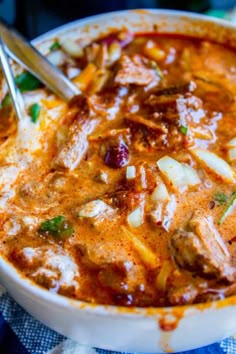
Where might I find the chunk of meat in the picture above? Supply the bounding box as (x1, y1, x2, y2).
(77, 199, 115, 219)
(193, 75, 235, 112)
(10, 246, 79, 292)
(153, 81, 196, 97)
(115, 54, 160, 86)
(98, 261, 146, 294)
(149, 195, 177, 232)
(88, 89, 125, 120)
(53, 96, 100, 170)
(170, 215, 236, 281)
(108, 190, 145, 211)
(195, 283, 236, 303)
(125, 114, 168, 134)
(76, 199, 117, 231)
(76, 243, 148, 304)
(126, 92, 208, 152)
(168, 284, 199, 305)
(53, 118, 98, 170)
(146, 93, 204, 124)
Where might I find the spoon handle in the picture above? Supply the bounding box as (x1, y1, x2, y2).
(0, 19, 80, 102)
(0, 36, 25, 121)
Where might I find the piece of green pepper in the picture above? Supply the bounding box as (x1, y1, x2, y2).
(15, 72, 41, 92)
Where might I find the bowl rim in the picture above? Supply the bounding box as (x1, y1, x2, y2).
(32, 8, 236, 45)
(0, 8, 236, 319)
(1, 254, 236, 317)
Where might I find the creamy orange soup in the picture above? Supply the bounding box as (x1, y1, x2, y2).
(0, 32, 235, 307)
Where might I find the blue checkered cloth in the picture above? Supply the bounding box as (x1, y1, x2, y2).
(0, 284, 235, 354)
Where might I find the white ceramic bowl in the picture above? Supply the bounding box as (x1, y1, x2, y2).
(0, 9, 236, 353)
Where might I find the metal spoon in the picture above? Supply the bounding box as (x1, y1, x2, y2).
(0, 18, 80, 102)
(0, 35, 25, 120)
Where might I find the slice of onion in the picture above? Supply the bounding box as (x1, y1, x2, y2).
(66, 67, 81, 80)
(182, 164, 201, 186)
(127, 205, 143, 228)
(47, 50, 67, 66)
(151, 182, 169, 201)
(157, 156, 200, 192)
(157, 156, 186, 191)
(192, 149, 235, 183)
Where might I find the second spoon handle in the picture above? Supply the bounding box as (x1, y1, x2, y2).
(0, 36, 25, 121)
(0, 19, 80, 102)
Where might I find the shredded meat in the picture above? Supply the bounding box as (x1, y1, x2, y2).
(53, 96, 100, 170)
(170, 215, 236, 282)
(115, 54, 160, 86)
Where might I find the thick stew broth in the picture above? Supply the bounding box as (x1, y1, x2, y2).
(0, 32, 236, 307)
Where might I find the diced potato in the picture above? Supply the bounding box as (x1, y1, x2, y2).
(192, 149, 235, 183)
(126, 166, 136, 180)
(60, 38, 84, 58)
(143, 40, 166, 61)
(127, 206, 143, 228)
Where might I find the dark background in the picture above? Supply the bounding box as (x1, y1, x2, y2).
(0, 0, 236, 38)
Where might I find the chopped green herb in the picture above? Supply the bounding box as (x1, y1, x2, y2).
(179, 125, 188, 135)
(218, 191, 236, 225)
(15, 72, 41, 92)
(213, 191, 228, 205)
(150, 60, 163, 79)
(29, 103, 40, 123)
(50, 41, 61, 51)
(38, 215, 74, 239)
(1, 94, 11, 107)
